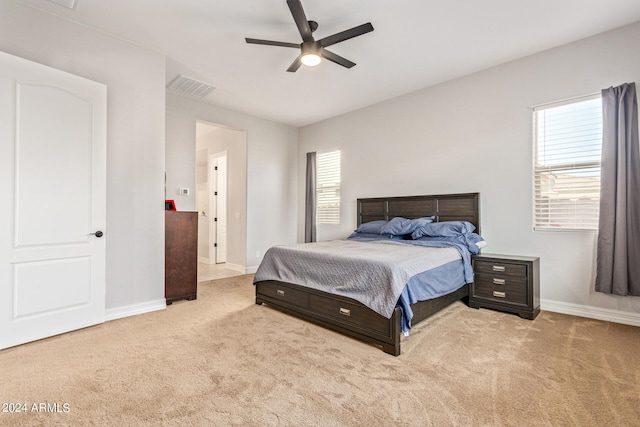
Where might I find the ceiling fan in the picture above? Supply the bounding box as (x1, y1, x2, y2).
(245, 0, 374, 72)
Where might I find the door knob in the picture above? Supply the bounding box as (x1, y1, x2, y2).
(90, 231, 104, 238)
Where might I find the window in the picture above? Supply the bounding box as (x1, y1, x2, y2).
(316, 149, 341, 224)
(533, 95, 602, 230)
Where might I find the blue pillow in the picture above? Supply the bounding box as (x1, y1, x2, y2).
(411, 221, 476, 239)
(355, 220, 388, 234)
(380, 216, 435, 236)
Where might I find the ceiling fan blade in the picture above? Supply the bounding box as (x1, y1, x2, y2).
(286, 0, 314, 42)
(245, 38, 300, 48)
(319, 23, 374, 48)
(286, 55, 303, 72)
(321, 49, 356, 69)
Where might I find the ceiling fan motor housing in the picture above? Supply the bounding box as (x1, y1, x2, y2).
(301, 40, 320, 55)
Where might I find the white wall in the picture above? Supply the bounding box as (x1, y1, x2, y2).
(166, 93, 298, 272)
(298, 22, 640, 324)
(0, 1, 166, 313)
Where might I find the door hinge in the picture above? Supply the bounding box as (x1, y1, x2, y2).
(214, 191, 218, 196)
(214, 217, 217, 222)
(214, 166, 218, 171)
(214, 243, 217, 247)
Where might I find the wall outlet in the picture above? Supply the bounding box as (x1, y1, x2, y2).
(255, 250, 261, 259)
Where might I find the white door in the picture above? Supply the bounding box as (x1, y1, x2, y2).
(0, 51, 107, 350)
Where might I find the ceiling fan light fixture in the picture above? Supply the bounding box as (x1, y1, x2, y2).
(300, 41, 321, 67)
(301, 52, 321, 67)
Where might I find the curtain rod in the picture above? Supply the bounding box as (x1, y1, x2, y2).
(528, 91, 601, 110)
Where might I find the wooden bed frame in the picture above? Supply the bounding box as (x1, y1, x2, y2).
(255, 192, 480, 356)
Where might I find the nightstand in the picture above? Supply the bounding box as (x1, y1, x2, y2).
(469, 253, 540, 319)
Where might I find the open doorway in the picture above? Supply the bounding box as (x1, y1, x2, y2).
(195, 121, 247, 281)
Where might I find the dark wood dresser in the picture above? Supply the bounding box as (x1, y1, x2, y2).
(469, 253, 540, 319)
(165, 211, 198, 305)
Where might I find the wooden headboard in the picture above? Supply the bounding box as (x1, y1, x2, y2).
(357, 193, 480, 233)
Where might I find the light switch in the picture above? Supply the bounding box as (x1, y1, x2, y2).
(179, 187, 190, 196)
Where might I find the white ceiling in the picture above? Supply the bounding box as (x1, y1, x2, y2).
(18, 0, 640, 127)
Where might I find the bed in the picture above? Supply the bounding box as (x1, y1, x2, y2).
(254, 192, 480, 356)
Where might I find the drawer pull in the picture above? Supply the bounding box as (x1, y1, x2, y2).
(493, 291, 506, 298)
(339, 307, 351, 317)
(492, 265, 506, 272)
(276, 289, 285, 296)
(492, 278, 506, 285)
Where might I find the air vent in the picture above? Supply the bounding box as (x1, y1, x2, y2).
(167, 75, 217, 98)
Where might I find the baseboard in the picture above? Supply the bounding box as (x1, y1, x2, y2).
(198, 256, 210, 264)
(105, 298, 166, 322)
(225, 262, 254, 274)
(540, 299, 640, 327)
(199, 261, 256, 275)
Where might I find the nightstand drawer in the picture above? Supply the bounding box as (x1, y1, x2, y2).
(474, 272, 527, 288)
(473, 273, 527, 305)
(474, 261, 527, 278)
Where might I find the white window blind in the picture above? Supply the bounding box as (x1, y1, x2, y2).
(316, 149, 341, 224)
(533, 95, 602, 231)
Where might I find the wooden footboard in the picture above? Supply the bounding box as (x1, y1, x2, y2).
(255, 280, 469, 356)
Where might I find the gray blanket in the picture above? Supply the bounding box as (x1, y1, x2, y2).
(253, 239, 459, 319)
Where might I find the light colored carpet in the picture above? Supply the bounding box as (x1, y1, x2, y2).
(1, 274, 639, 426)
